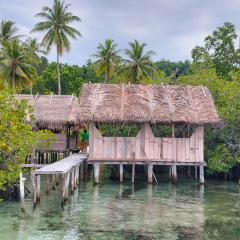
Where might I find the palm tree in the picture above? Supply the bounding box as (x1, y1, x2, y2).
(123, 40, 155, 83)
(32, 0, 81, 95)
(93, 39, 120, 83)
(0, 20, 20, 44)
(0, 39, 33, 88)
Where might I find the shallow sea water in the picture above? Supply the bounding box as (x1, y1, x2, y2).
(0, 176, 240, 240)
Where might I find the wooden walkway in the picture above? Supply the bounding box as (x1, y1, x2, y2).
(32, 153, 87, 207)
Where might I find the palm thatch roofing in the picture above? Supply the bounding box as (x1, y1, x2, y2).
(17, 94, 80, 131)
(78, 83, 220, 125)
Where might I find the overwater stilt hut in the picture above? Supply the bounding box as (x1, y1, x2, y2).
(78, 83, 220, 184)
(18, 94, 81, 165)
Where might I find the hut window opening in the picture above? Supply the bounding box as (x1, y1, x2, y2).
(98, 123, 141, 137)
(151, 124, 195, 138)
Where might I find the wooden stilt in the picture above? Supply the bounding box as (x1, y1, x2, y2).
(62, 172, 70, 201)
(55, 174, 60, 186)
(20, 172, 26, 209)
(187, 166, 191, 179)
(80, 164, 84, 180)
(131, 164, 135, 184)
(52, 174, 56, 190)
(119, 163, 123, 183)
(74, 166, 79, 187)
(171, 164, 177, 184)
(148, 162, 153, 183)
(169, 165, 172, 180)
(71, 169, 75, 193)
(32, 173, 37, 209)
(195, 166, 198, 180)
(93, 162, 100, 184)
(199, 165, 205, 184)
(36, 175, 41, 201)
(46, 175, 50, 194)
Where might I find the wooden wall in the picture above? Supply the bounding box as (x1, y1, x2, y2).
(89, 123, 204, 163)
(40, 132, 77, 152)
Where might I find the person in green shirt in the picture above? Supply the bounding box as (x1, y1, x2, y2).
(80, 129, 89, 153)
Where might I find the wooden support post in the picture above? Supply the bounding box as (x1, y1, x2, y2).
(148, 162, 153, 183)
(93, 162, 100, 184)
(55, 174, 60, 186)
(131, 164, 135, 184)
(62, 172, 70, 201)
(171, 164, 177, 184)
(20, 172, 26, 209)
(119, 163, 123, 183)
(74, 166, 79, 187)
(46, 175, 50, 194)
(195, 166, 198, 180)
(32, 173, 37, 208)
(169, 165, 172, 180)
(172, 124, 175, 138)
(36, 175, 41, 201)
(80, 164, 84, 180)
(71, 169, 75, 193)
(199, 165, 205, 184)
(187, 166, 191, 179)
(52, 175, 56, 190)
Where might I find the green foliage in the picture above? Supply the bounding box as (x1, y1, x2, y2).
(122, 40, 155, 83)
(0, 19, 20, 44)
(155, 59, 191, 77)
(192, 22, 240, 79)
(207, 144, 234, 174)
(93, 39, 120, 83)
(32, 0, 81, 94)
(177, 69, 240, 173)
(0, 89, 54, 191)
(99, 124, 141, 137)
(0, 39, 36, 88)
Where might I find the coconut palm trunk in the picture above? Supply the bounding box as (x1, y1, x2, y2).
(105, 69, 108, 83)
(57, 50, 61, 95)
(12, 69, 15, 88)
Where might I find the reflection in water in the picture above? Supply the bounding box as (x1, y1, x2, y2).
(0, 177, 240, 240)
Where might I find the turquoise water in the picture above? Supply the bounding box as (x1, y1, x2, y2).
(0, 177, 240, 240)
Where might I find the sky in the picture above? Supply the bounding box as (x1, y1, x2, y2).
(1, 0, 240, 66)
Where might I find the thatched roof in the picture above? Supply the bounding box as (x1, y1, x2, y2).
(17, 94, 80, 131)
(78, 83, 220, 125)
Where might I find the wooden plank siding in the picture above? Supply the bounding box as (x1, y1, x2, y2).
(89, 123, 204, 163)
(38, 133, 78, 152)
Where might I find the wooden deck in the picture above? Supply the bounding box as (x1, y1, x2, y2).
(34, 153, 87, 175)
(32, 153, 87, 207)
